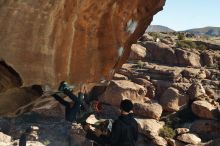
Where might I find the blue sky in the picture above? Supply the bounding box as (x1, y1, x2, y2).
(151, 0, 220, 31)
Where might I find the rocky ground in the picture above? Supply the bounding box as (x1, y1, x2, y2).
(106, 32, 220, 146)
(0, 32, 220, 146)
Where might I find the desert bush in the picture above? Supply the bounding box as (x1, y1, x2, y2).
(159, 126, 175, 139)
(176, 40, 196, 49)
(197, 44, 207, 50)
(148, 32, 161, 41)
(177, 33, 185, 40)
(137, 60, 145, 68)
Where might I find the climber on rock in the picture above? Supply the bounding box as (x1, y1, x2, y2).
(84, 99, 139, 146)
(44, 81, 102, 123)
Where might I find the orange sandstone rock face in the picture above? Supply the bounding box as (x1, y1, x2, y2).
(0, 0, 165, 87)
(0, 0, 165, 115)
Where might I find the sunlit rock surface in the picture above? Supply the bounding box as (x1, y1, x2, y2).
(0, 0, 165, 115)
(0, 0, 165, 87)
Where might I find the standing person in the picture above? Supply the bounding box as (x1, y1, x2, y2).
(85, 99, 139, 146)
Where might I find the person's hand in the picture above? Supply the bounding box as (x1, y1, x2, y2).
(95, 129, 102, 137)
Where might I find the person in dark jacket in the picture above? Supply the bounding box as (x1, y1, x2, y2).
(85, 99, 139, 146)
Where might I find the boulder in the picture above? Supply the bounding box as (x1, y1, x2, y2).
(167, 138, 185, 146)
(138, 33, 154, 42)
(136, 119, 164, 139)
(160, 37, 174, 45)
(131, 78, 152, 87)
(143, 42, 178, 65)
(197, 70, 207, 79)
(117, 68, 133, 78)
(191, 120, 220, 134)
(100, 80, 147, 106)
(130, 78, 155, 98)
(113, 73, 128, 80)
(153, 80, 172, 97)
(172, 83, 191, 92)
(176, 49, 201, 67)
(143, 64, 182, 82)
(176, 128, 190, 135)
(191, 100, 217, 120)
(152, 136, 167, 146)
(0, 132, 11, 143)
(133, 102, 162, 120)
(160, 87, 189, 112)
(0, 87, 41, 116)
(181, 68, 206, 80)
(129, 44, 147, 60)
(187, 82, 207, 100)
(201, 52, 214, 67)
(177, 133, 201, 145)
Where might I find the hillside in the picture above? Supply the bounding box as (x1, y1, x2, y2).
(146, 25, 175, 32)
(185, 26, 220, 36)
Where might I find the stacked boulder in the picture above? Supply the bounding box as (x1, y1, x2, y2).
(98, 32, 220, 145)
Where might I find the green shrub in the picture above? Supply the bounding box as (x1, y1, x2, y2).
(159, 126, 175, 139)
(176, 40, 196, 49)
(149, 32, 161, 41)
(197, 44, 207, 50)
(177, 33, 185, 40)
(137, 60, 145, 68)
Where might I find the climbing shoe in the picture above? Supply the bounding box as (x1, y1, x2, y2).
(58, 81, 74, 92)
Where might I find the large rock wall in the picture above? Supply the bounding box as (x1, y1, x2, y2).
(0, 0, 165, 115)
(0, 0, 165, 88)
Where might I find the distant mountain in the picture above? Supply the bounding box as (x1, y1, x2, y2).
(146, 25, 175, 32)
(184, 27, 220, 36)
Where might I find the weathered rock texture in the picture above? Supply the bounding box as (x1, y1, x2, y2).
(0, 0, 165, 115)
(0, 0, 165, 87)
